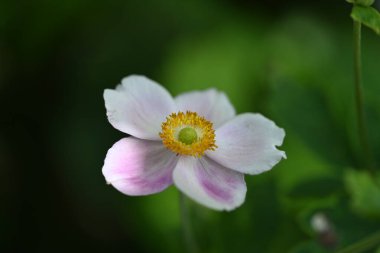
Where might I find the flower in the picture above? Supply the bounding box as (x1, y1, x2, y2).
(102, 75, 286, 211)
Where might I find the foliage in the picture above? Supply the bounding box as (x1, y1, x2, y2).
(351, 5, 380, 35)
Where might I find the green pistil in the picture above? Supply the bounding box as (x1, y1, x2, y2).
(178, 127, 198, 145)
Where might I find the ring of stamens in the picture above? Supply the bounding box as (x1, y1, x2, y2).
(159, 111, 217, 157)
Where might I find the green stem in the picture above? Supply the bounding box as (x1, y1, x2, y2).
(353, 19, 374, 172)
(337, 231, 380, 253)
(179, 192, 199, 253)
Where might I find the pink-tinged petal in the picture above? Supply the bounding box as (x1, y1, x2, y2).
(102, 137, 178, 196)
(206, 113, 285, 175)
(175, 89, 236, 128)
(104, 75, 177, 140)
(173, 156, 246, 211)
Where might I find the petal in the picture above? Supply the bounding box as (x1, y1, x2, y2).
(173, 156, 246, 211)
(102, 137, 178, 196)
(206, 113, 286, 175)
(104, 75, 177, 140)
(175, 89, 236, 128)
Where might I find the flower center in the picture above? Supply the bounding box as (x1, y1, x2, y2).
(178, 127, 198, 145)
(159, 111, 217, 157)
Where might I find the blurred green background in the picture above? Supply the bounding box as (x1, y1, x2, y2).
(1, 0, 380, 252)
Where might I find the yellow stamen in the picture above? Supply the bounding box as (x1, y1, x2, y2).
(159, 111, 217, 157)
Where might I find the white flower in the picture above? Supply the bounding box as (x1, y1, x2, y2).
(102, 75, 286, 211)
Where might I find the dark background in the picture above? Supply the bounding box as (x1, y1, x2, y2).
(1, 0, 380, 252)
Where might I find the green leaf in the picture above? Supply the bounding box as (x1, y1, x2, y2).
(345, 170, 380, 218)
(346, 0, 375, 7)
(351, 6, 380, 35)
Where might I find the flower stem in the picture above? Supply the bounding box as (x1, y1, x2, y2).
(353, 19, 374, 172)
(336, 231, 380, 253)
(179, 192, 199, 253)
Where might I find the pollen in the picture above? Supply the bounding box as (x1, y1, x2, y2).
(159, 111, 217, 157)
